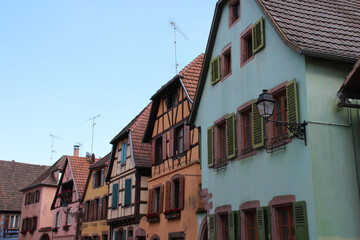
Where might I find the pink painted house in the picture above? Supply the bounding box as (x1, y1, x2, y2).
(19, 156, 65, 240)
(50, 147, 98, 240)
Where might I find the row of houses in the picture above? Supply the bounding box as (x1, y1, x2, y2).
(4, 0, 360, 240)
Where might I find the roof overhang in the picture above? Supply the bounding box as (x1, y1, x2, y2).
(338, 57, 360, 100)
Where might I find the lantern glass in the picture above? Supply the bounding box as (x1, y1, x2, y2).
(256, 90, 275, 119)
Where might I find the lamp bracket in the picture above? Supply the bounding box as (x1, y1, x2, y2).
(265, 119, 308, 145)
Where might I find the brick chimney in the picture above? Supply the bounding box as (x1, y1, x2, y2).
(74, 145, 80, 157)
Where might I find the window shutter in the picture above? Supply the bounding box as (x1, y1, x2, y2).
(23, 218, 27, 231)
(209, 214, 216, 240)
(53, 213, 57, 227)
(67, 209, 72, 225)
(226, 113, 236, 159)
(162, 134, 167, 160)
(228, 211, 235, 240)
(169, 129, 175, 157)
(124, 179, 132, 207)
(102, 196, 108, 219)
(101, 168, 105, 186)
(93, 172, 96, 188)
(252, 101, 264, 149)
(293, 201, 309, 240)
(179, 175, 185, 210)
(151, 140, 155, 165)
(57, 211, 61, 227)
(122, 230, 126, 240)
(234, 210, 241, 240)
(257, 207, 266, 240)
(84, 201, 89, 221)
(112, 183, 119, 209)
(286, 79, 299, 137)
(207, 126, 214, 167)
(121, 142, 127, 164)
(252, 17, 265, 54)
(264, 206, 272, 240)
(210, 56, 221, 85)
(184, 125, 191, 151)
(159, 185, 164, 214)
(114, 231, 118, 240)
(165, 181, 171, 212)
(148, 189, 153, 214)
(98, 198, 103, 220)
(32, 216, 37, 230)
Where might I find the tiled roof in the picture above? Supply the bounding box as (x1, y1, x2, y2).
(21, 156, 66, 191)
(257, 0, 360, 62)
(0, 160, 49, 211)
(91, 152, 110, 169)
(338, 58, 360, 99)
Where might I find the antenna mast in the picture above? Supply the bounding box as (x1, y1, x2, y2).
(170, 21, 188, 74)
(49, 134, 63, 164)
(87, 115, 100, 154)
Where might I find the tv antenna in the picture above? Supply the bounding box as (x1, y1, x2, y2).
(50, 134, 63, 164)
(170, 21, 188, 74)
(86, 114, 100, 154)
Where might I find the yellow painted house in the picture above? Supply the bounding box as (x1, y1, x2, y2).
(81, 154, 111, 240)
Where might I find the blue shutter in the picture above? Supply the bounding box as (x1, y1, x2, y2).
(112, 184, 119, 209)
(121, 142, 127, 164)
(122, 230, 126, 240)
(114, 231, 118, 240)
(124, 179, 132, 207)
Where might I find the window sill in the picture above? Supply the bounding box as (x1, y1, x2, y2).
(238, 148, 256, 160)
(221, 72, 232, 82)
(146, 215, 160, 223)
(214, 157, 229, 169)
(164, 211, 180, 220)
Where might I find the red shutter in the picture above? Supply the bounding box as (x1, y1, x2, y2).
(84, 201, 89, 221)
(184, 125, 190, 151)
(159, 185, 164, 214)
(169, 129, 174, 157)
(148, 189, 153, 214)
(179, 175, 185, 210)
(151, 140, 155, 165)
(162, 134, 167, 160)
(165, 181, 171, 212)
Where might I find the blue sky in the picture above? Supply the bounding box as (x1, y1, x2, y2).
(0, 0, 217, 166)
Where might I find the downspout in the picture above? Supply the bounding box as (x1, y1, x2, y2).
(129, 131, 136, 167)
(179, 77, 193, 104)
(351, 106, 360, 199)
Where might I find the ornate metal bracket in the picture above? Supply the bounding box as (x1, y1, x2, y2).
(265, 119, 308, 145)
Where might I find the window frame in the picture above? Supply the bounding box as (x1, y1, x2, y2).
(240, 24, 255, 68)
(174, 125, 184, 156)
(237, 101, 257, 160)
(214, 116, 229, 168)
(228, 0, 241, 27)
(240, 201, 260, 240)
(8, 215, 19, 229)
(154, 137, 163, 165)
(221, 43, 232, 81)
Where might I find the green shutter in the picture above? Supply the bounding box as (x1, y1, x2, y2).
(209, 214, 216, 240)
(252, 17, 265, 54)
(121, 142, 127, 164)
(226, 113, 236, 160)
(257, 207, 266, 240)
(252, 101, 264, 148)
(112, 183, 118, 209)
(210, 56, 221, 85)
(234, 210, 241, 240)
(114, 231, 118, 240)
(124, 179, 132, 207)
(263, 206, 272, 240)
(207, 126, 214, 168)
(286, 79, 299, 137)
(293, 201, 309, 240)
(228, 211, 235, 240)
(122, 230, 126, 240)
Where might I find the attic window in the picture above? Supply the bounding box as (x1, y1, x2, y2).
(166, 91, 178, 110)
(229, 0, 240, 27)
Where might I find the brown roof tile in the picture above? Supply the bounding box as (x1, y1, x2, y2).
(0, 160, 49, 211)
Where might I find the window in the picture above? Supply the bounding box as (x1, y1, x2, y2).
(221, 44, 232, 80)
(124, 178, 132, 207)
(155, 137, 163, 165)
(93, 169, 104, 188)
(218, 122, 227, 160)
(246, 211, 258, 240)
(148, 185, 164, 216)
(210, 56, 221, 85)
(220, 213, 229, 240)
(35, 190, 40, 203)
(229, 0, 240, 26)
(278, 206, 295, 240)
(60, 181, 73, 206)
(272, 91, 287, 140)
(209, 210, 240, 240)
(112, 183, 119, 209)
(240, 25, 254, 67)
(84, 201, 90, 221)
(175, 125, 184, 155)
(120, 142, 128, 165)
(53, 211, 61, 228)
(8, 215, 19, 229)
(166, 91, 178, 110)
(164, 175, 184, 216)
(102, 233, 108, 240)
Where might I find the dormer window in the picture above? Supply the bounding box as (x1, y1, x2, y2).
(93, 168, 105, 188)
(166, 91, 178, 110)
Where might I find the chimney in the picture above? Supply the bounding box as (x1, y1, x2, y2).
(74, 145, 80, 157)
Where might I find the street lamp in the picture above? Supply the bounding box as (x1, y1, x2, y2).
(255, 89, 308, 145)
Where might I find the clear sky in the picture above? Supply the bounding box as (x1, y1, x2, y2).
(0, 0, 218, 166)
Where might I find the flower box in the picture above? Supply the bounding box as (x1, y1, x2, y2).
(20, 230, 26, 235)
(63, 225, 70, 231)
(52, 227, 59, 233)
(27, 229, 34, 234)
(164, 208, 181, 219)
(146, 213, 160, 223)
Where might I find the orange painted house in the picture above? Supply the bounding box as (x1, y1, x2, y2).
(139, 54, 204, 240)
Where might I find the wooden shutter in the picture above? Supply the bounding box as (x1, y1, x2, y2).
(148, 189, 153, 214)
(124, 179, 132, 207)
(252, 17, 265, 54)
(84, 201, 89, 221)
(162, 134, 167, 160)
(207, 126, 214, 167)
(184, 124, 191, 151)
(226, 113, 236, 159)
(102, 196, 108, 219)
(151, 140, 155, 165)
(286, 79, 299, 137)
(112, 183, 119, 209)
(234, 210, 241, 240)
(101, 168, 105, 186)
(159, 185, 164, 214)
(252, 101, 264, 149)
(264, 206, 272, 240)
(257, 207, 266, 240)
(114, 231, 118, 240)
(210, 56, 221, 85)
(169, 129, 175, 157)
(98, 198, 103, 220)
(93, 172, 96, 188)
(122, 230, 126, 240)
(293, 201, 309, 240)
(179, 175, 185, 210)
(165, 181, 171, 211)
(23, 218, 27, 231)
(228, 211, 235, 240)
(121, 142, 127, 164)
(53, 213, 57, 227)
(209, 214, 216, 240)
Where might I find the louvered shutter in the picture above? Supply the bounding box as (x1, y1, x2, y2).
(226, 113, 236, 159)
(92, 172, 96, 188)
(165, 181, 171, 211)
(228, 211, 235, 240)
(162, 134, 167, 160)
(209, 214, 216, 240)
(293, 201, 309, 240)
(159, 185, 164, 214)
(148, 189, 153, 214)
(179, 175, 185, 210)
(252, 17, 265, 54)
(252, 101, 264, 148)
(210, 56, 221, 85)
(124, 179, 132, 207)
(151, 140, 155, 165)
(257, 207, 265, 240)
(207, 126, 214, 167)
(184, 125, 191, 151)
(112, 184, 119, 209)
(264, 206, 272, 240)
(286, 79, 299, 137)
(169, 129, 174, 157)
(101, 168, 105, 186)
(234, 210, 241, 240)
